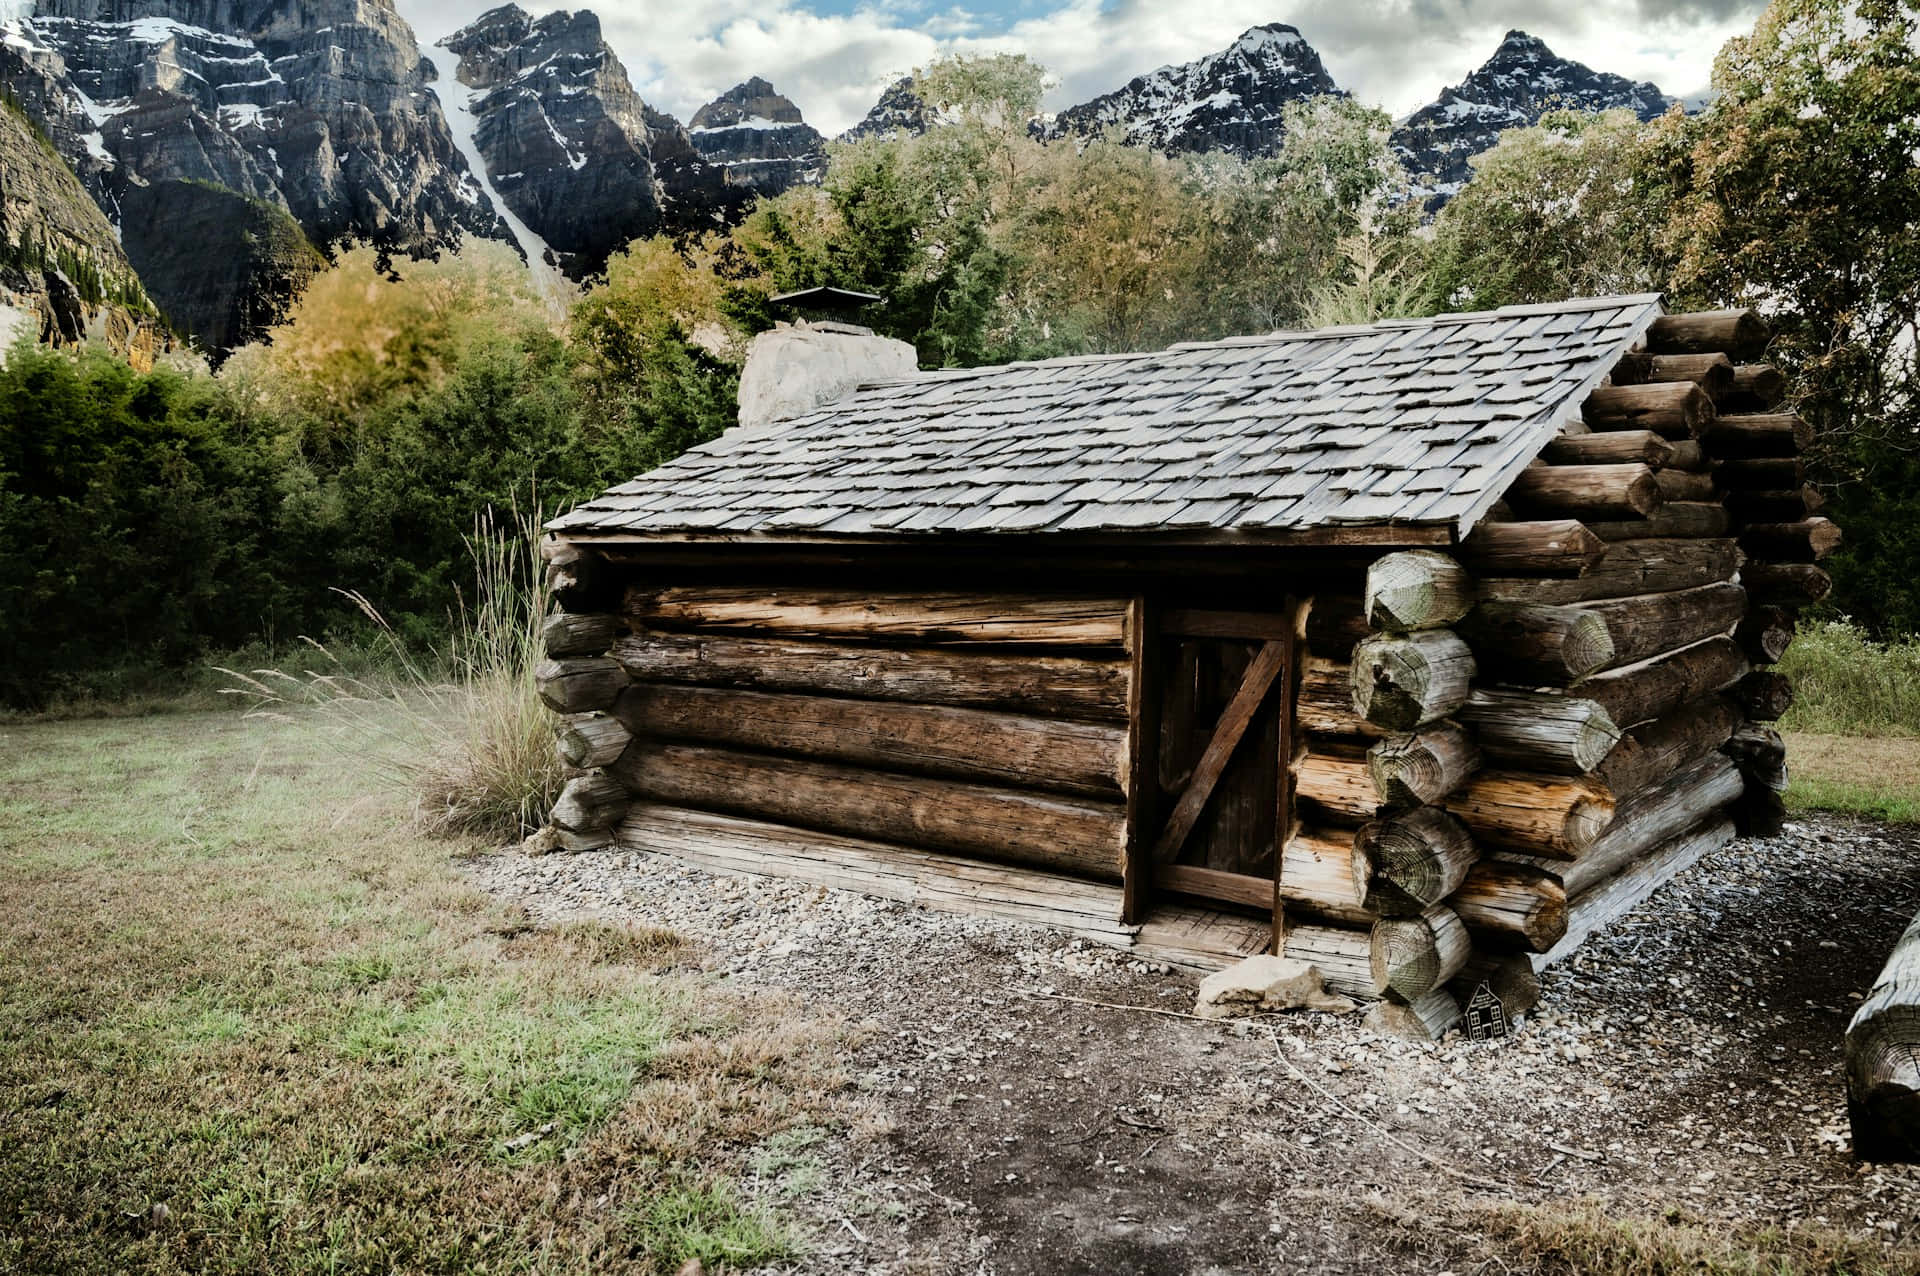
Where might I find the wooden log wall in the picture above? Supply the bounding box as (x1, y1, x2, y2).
(1316, 307, 1818, 1038)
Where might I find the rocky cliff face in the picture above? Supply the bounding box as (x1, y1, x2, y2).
(0, 93, 171, 368)
(1391, 30, 1673, 207)
(1038, 24, 1343, 157)
(839, 75, 929, 143)
(441, 4, 741, 277)
(0, 0, 508, 350)
(688, 76, 823, 193)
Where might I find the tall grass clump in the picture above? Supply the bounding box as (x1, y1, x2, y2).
(221, 507, 563, 839)
(1777, 619, 1920, 737)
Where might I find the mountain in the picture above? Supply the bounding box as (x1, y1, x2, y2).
(0, 90, 170, 367)
(1037, 24, 1342, 157)
(688, 76, 824, 193)
(1392, 30, 1674, 207)
(839, 75, 930, 142)
(0, 0, 509, 351)
(440, 4, 748, 278)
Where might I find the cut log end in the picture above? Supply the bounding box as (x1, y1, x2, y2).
(1365, 551, 1473, 632)
(1369, 906, 1471, 1001)
(1350, 631, 1476, 732)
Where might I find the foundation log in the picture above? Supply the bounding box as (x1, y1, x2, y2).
(1350, 630, 1476, 731)
(1446, 771, 1615, 859)
(1356, 806, 1478, 915)
(1457, 520, 1608, 577)
(1556, 753, 1745, 896)
(1458, 689, 1622, 774)
(1364, 551, 1475, 631)
(1370, 905, 1472, 1001)
(1367, 723, 1481, 808)
(1582, 383, 1716, 438)
(1450, 861, 1568, 952)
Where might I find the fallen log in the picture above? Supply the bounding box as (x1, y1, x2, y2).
(1457, 520, 1607, 577)
(1743, 562, 1833, 607)
(1507, 462, 1662, 519)
(1736, 606, 1797, 665)
(1457, 602, 1616, 682)
(1371, 905, 1472, 1001)
(611, 630, 1131, 721)
(555, 712, 633, 770)
(1447, 770, 1615, 859)
(536, 656, 628, 715)
(1364, 551, 1474, 631)
(1582, 383, 1715, 438)
(1648, 309, 1770, 360)
(1739, 518, 1842, 564)
(1700, 413, 1813, 458)
(1476, 539, 1740, 607)
(1577, 636, 1749, 729)
(1355, 807, 1478, 914)
(1729, 670, 1795, 721)
(1586, 502, 1731, 542)
(1450, 861, 1568, 953)
(1593, 697, 1742, 799)
(1847, 911, 1920, 1162)
(1458, 689, 1621, 774)
(1350, 630, 1476, 731)
(618, 681, 1128, 797)
(1367, 723, 1481, 807)
(612, 741, 1127, 880)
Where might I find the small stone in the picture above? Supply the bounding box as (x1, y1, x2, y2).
(1194, 955, 1356, 1019)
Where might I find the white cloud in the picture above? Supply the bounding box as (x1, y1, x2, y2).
(395, 0, 1764, 137)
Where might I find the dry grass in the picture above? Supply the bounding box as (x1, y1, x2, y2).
(1786, 733, 1920, 824)
(0, 706, 851, 1274)
(219, 510, 564, 841)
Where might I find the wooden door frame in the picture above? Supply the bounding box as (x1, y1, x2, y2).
(1122, 600, 1302, 928)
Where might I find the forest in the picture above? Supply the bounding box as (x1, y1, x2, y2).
(2, 0, 1914, 709)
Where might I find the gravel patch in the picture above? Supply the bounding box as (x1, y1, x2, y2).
(467, 814, 1920, 1274)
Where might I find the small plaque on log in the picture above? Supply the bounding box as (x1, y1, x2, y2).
(1466, 982, 1508, 1041)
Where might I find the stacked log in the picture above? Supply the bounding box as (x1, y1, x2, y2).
(534, 588, 635, 850)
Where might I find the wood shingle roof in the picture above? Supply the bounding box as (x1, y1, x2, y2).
(552, 293, 1665, 543)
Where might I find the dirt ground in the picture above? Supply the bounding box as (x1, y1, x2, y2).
(470, 814, 1920, 1274)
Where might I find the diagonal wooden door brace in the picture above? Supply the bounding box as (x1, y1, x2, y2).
(1151, 638, 1289, 866)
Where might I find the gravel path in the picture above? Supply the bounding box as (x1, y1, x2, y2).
(468, 814, 1920, 1274)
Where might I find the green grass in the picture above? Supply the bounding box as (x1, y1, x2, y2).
(1779, 620, 1920, 737)
(0, 707, 844, 1274)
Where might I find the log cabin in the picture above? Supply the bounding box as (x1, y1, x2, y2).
(537, 294, 1828, 1038)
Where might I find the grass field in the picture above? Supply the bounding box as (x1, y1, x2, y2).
(0, 708, 850, 1275)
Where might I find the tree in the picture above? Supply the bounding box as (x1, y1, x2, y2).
(1428, 108, 1678, 311)
(1663, 0, 1920, 630)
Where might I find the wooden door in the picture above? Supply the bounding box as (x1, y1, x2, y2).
(1137, 606, 1299, 925)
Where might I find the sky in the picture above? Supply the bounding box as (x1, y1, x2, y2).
(400, 0, 1769, 137)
